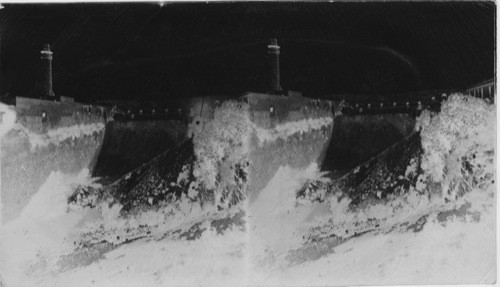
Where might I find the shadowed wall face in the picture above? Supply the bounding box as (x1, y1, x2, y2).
(322, 114, 416, 177)
(92, 120, 187, 182)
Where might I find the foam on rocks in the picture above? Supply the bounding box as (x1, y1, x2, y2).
(0, 94, 495, 286)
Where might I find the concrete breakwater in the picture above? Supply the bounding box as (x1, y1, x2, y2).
(1, 99, 189, 223)
(188, 92, 416, 206)
(242, 92, 334, 201)
(90, 93, 335, 212)
(2, 92, 417, 222)
(1, 97, 107, 223)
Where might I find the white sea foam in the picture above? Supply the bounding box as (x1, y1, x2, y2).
(254, 116, 333, 145)
(13, 122, 105, 150)
(0, 94, 495, 286)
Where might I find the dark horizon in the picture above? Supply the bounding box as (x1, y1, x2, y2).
(0, 2, 495, 102)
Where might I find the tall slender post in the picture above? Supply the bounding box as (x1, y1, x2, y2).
(0, 30, 2, 95)
(39, 44, 55, 99)
(0, 5, 3, 97)
(268, 38, 282, 94)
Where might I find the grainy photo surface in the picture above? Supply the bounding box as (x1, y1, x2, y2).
(0, 1, 496, 286)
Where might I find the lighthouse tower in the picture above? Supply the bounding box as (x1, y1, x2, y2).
(38, 44, 55, 99)
(268, 38, 283, 94)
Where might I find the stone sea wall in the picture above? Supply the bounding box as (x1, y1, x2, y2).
(244, 92, 334, 200)
(1, 97, 106, 223)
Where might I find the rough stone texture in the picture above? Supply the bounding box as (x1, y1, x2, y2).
(336, 132, 422, 207)
(103, 139, 195, 213)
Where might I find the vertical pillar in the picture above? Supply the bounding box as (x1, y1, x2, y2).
(268, 38, 282, 94)
(0, 30, 2, 95)
(0, 5, 3, 96)
(39, 44, 55, 99)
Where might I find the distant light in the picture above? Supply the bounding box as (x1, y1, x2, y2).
(158, 1, 165, 7)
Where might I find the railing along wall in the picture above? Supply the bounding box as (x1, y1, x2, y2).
(337, 79, 495, 116)
(465, 79, 495, 102)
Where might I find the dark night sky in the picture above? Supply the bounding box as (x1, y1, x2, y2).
(0, 2, 496, 102)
